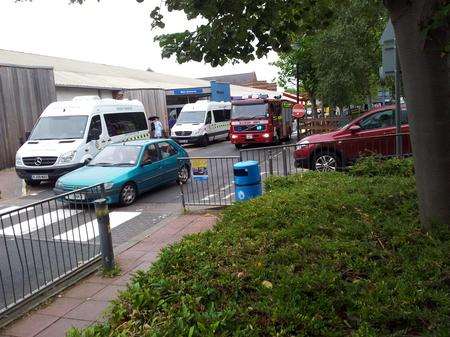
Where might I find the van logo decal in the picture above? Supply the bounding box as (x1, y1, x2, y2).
(35, 157, 43, 166)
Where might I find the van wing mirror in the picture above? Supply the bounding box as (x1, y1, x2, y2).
(349, 125, 361, 133)
(88, 128, 101, 141)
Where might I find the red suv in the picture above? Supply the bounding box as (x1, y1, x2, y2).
(293, 105, 411, 171)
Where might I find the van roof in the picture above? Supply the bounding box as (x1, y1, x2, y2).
(182, 100, 231, 110)
(41, 96, 145, 117)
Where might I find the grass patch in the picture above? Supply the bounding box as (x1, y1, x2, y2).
(68, 159, 449, 337)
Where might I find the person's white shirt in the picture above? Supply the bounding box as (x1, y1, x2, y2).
(154, 120, 163, 138)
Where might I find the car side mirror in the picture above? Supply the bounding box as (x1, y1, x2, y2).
(88, 128, 101, 141)
(349, 125, 361, 133)
(25, 131, 31, 140)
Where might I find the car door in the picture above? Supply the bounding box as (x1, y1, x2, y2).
(354, 109, 396, 157)
(204, 111, 213, 140)
(157, 141, 179, 182)
(136, 144, 162, 192)
(86, 115, 108, 160)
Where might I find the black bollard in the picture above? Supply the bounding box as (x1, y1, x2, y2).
(94, 198, 115, 270)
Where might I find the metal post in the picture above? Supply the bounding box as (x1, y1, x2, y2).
(282, 147, 288, 176)
(94, 199, 114, 270)
(179, 181, 186, 211)
(394, 48, 402, 156)
(268, 149, 274, 176)
(296, 62, 301, 140)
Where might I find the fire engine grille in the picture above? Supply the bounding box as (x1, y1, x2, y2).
(23, 156, 58, 166)
(234, 125, 265, 132)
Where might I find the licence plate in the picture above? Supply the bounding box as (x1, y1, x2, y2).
(31, 174, 49, 180)
(65, 193, 86, 201)
(178, 140, 188, 144)
(246, 134, 253, 139)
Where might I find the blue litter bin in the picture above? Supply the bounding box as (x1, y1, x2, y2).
(234, 160, 262, 201)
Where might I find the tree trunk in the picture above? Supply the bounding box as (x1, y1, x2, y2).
(385, 0, 449, 229)
(311, 96, 318, 118)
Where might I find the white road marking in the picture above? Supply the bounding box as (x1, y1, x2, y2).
(201, 194, 216, 201)
(0, 206, 20, 216)
(0, 209, 82, 236)
(220, 184, 233, 191)
(222, 193, 235, 200)
(54, 211, 141, 242)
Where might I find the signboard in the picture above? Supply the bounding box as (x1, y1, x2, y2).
(192, 159, 208, 181)
(292, 102, 306, 118)
(173, 87, 206, 95)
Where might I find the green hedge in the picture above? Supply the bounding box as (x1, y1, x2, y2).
(69, 160, 449, 337)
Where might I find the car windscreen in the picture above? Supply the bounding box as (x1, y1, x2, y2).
(231, 104, 268, 119)
(30, 116, 88, 140)
(88, 145, 141, 167)
(176, 111, 206, 124)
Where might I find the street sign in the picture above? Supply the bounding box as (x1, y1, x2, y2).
(292, 102, 306, 118)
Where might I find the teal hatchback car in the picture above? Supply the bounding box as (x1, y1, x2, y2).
(54, 139, 190, 206)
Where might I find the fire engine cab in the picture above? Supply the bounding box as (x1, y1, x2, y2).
(230, 98, 293, 149)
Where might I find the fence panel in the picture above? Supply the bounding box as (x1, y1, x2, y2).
(0, 184, 103, 318)
(179, 156, 240, 207)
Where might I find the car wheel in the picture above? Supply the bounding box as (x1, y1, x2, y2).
(25, 179, 41, 186)
(312, 151, 340, 172)
(201, 134, 209, 147)
(119, 183, 137, 206)
(177, 165, 190, 184)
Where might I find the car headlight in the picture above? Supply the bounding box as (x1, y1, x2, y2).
(296, 140, 310, 150)
(104, 182, 114, 190)
(15, 155, 23, 166)
(58, 151, 77, 164)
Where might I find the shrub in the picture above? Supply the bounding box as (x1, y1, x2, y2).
(348, 156, 415, 177)
(68, 164, 449, 337)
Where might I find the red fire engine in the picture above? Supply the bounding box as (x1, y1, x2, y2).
(230, 98, 293, 149)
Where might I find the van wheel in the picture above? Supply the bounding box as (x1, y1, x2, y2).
(177, 165, 190, 184)
(25, 179, 41, 186)
(201, 135, 209, 147)
(312, 151, 340, 172)
(119, 183, 137, 206)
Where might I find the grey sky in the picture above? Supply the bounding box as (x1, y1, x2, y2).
(0, 0, 279, 83)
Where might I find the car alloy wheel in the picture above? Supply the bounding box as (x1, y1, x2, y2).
(120, 183, 137, 206)
(178, 166, 189, 184)
(315, 154, 337, 172)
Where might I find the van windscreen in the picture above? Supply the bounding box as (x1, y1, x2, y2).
(177, 111, 205, 124)
(30, 116, 88, 140)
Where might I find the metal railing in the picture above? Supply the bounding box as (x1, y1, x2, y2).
(241, 133, 412, 175)
(179, 156, 240, 207)
(0, 184, 104, 320)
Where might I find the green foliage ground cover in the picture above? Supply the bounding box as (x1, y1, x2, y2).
(69, 159, 449, 337)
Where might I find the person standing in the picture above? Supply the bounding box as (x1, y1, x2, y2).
(154, 116, 163, 138)
(148, 116, 156, 138)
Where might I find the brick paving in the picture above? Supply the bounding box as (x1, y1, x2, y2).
(1, 213, 217, 337)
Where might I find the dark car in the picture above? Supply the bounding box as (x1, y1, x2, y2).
(294, 105, 411, 171)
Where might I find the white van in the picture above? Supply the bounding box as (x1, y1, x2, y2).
(170, 101, 231, 146)
(15, 96, 149, 185)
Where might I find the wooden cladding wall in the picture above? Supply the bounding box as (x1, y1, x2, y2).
(0, 65, 57, 169)
(123, 89, 168, 129)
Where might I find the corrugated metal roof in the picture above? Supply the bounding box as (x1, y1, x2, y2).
(0, 49, 280, 97)
(201, 72, 257, 85)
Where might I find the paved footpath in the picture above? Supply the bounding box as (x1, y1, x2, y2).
(0, 213, 217, 337)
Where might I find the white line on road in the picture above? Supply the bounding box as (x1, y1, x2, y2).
(54, 211, 141, 242)
(201, 194, 216, 201)
(0, 206, 20, 216)
(222, 193, 235, 200)
(0, 209, 82, 236)
(220, 184, 233, 191)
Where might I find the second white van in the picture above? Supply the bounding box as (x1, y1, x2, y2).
(170, 101, 231, 146)
(15, 96, 149, 186)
